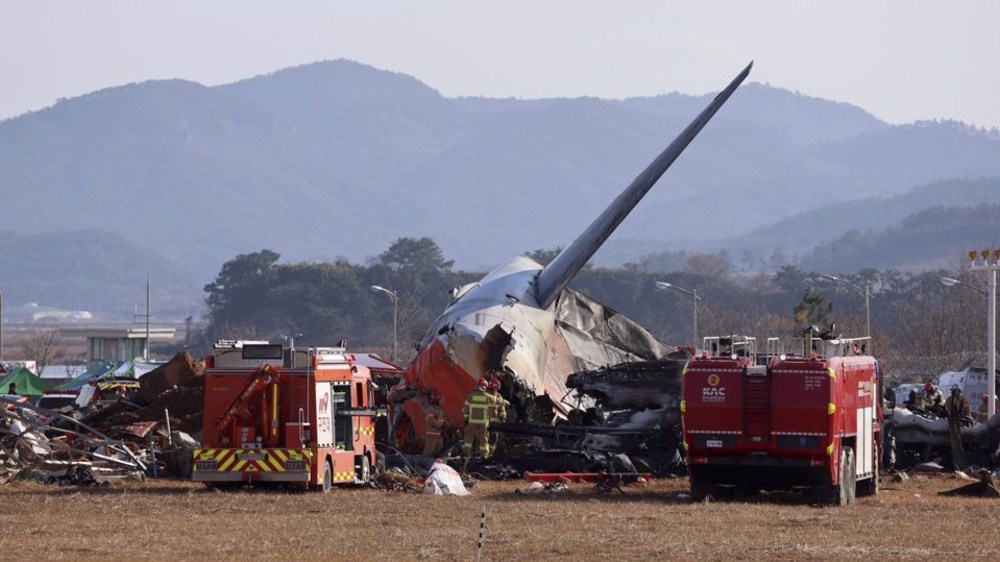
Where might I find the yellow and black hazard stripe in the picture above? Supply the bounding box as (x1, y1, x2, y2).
(356, 426, 375, 436)
(334, 470, 356, 483)
(193, 448, 312, 473)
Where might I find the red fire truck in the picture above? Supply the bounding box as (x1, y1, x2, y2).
(193, 341, 395, 491)
(682, 333, 882, 505)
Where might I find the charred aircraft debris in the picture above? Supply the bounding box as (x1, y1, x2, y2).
(490, 354, 690, 475)
(388, 63, 755, 472)
(886, 403, 1000, 472)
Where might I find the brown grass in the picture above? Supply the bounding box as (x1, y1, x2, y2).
(1, 474, 999, 561)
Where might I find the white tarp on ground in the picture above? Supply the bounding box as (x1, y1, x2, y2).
(422, 461, 470, 496)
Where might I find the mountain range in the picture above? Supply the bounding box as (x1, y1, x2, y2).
(2, 59, 999, 312)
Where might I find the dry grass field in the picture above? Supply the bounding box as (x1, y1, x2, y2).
(1, 474, 998, 561)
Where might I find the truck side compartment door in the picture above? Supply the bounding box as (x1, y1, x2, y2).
(315, 382, 334, 448)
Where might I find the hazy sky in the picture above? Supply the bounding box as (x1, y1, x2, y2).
(2, 1, 999, 127)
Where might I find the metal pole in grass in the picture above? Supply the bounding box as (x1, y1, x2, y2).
(476, 505, 486, 562)
(148, 436, 158, 477)
(164, 408, 172, 446)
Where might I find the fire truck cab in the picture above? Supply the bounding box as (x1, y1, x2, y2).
(193, 341, 386, 491)
(682, 333, 882, 505)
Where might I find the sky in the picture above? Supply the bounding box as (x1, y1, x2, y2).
(2, 1, 999, 128)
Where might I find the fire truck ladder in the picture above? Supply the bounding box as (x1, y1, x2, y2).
(215, 364, 282, 435)
(743, 365, 771, 444)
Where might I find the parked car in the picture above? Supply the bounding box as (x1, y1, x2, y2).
(35, 392, 79, 411)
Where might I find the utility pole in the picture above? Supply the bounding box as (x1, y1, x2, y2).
(133, 277, 151, 360)
(0, 290, 4, 364)
(146, 277, 150, 360)
(968, 250, 999, 417)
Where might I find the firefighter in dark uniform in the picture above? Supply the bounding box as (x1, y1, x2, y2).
(945, 384, 971, 471)
(423, 392, 446, 457)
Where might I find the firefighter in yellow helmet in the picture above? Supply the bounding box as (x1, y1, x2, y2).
(921, 383, 943, 413)
(462, 378, 492, 459)
(488, 378, 509, 420)
(486, 377, 510, 456)
(423, 392, 446, 457)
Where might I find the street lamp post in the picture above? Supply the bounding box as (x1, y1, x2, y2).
(966, 250, 999, 417)
(281, 332, 304, 367)
(0, 290, 4, 364)
(821, 274, 872, 351)
(941, 275, 992, 415)
(655, 281, 700, 349)
(370, 285, 398, 363)
(941, 276, 988, 296)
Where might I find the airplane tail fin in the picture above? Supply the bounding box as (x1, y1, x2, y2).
(534, 61, 752, 309)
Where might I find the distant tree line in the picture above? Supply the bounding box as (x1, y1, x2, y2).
(198, 237, 994, 374)
(200, 238, 478, 362)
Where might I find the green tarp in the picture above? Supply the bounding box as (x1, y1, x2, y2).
(0, 367, 51, 399)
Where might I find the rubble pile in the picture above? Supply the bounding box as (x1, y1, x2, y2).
(0, 352, 206, 485)
(87, 384, 205, 436)
(82, 352, 205, 435)
(490, 354, 688, 476)
(0, 399, 148, 485)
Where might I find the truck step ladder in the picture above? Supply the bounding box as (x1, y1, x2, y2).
(743, 365, 770, 443)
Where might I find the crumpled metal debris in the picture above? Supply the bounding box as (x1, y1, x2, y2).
(490, 354, 688, 476)
(0, 352, 207, 486)
(376, 468, 423, 493)
(514, 480, 568, 496)
(0, 397, 148, 485)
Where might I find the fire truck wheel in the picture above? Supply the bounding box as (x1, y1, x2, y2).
(356, 454, 371, 484)
(322, 460, 333, 494)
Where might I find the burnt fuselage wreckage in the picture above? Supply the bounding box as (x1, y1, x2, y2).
(490, 353, 691, 475)
(388, 63, 753, 474)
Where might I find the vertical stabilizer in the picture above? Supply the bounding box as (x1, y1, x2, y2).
(534, 62, 752, 309)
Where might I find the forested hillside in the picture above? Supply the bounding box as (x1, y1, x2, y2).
(3, 59, 1000, 290)
(636, 178, 1000, 271)
(0, 229, 200, 316)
